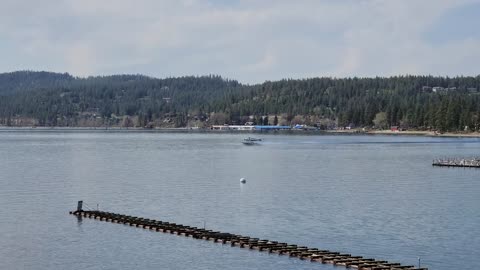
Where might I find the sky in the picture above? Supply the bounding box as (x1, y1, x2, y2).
(1, 0, 479, 83)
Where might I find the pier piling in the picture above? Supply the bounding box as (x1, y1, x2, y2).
(432, 157, 480, 168)
(70, 203, 427, 270)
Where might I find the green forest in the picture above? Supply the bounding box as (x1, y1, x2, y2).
(1, 71, 480, 131)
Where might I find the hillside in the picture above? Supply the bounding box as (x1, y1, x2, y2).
(0, 71, 73, 95)
(1, 71, 480, 131)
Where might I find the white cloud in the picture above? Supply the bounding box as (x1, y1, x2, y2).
(243, 49, 277, 73)
(0, 0, 479, 83)
(65, 42, 97, 76)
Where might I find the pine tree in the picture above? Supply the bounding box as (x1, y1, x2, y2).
(263, 116, 269, 125)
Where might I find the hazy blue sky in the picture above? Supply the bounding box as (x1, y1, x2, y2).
(1, 0, 479, 83)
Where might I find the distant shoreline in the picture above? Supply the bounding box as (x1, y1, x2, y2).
(326, 129, 480, 138)
(1, 126, 480, 138)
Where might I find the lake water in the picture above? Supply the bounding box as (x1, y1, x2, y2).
(0, 130, 479, 270)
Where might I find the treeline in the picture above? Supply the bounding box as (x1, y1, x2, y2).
(1, 71, 480, 131)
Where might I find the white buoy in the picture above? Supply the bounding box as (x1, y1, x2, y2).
(240, 178, 246, 183)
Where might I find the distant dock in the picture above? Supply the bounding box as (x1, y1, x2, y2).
(432, 158, 480, 168)
(71, 201, 427, 270)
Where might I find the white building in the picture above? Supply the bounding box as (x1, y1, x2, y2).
(211, 125, 255, 131)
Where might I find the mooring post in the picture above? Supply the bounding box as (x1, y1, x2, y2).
(77, 201, 83, 212)
(69, 208, 428, 270)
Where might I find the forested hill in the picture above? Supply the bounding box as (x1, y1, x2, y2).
(0, 71, 74, 95)
(1, 70, 480, 132)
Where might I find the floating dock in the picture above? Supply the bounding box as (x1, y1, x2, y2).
(70, 202, 427, 270)
(432, 158, 480, 168)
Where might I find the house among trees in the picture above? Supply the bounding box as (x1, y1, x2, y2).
(422, 86, 432, 92)
(468, 87, 478, 93)
(432, 87, 445, 93)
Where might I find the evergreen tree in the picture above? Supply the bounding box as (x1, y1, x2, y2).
(263, 116, 269, 125)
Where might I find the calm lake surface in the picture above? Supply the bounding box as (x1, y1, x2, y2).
(1, 130, 479, 270)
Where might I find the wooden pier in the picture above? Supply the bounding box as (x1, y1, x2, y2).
(432, 158, 480, 168)
(70, 202, 427, 270)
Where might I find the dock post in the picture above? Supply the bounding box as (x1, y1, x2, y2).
(69, 205, 428, 270)
(77, 201, 83, 212)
